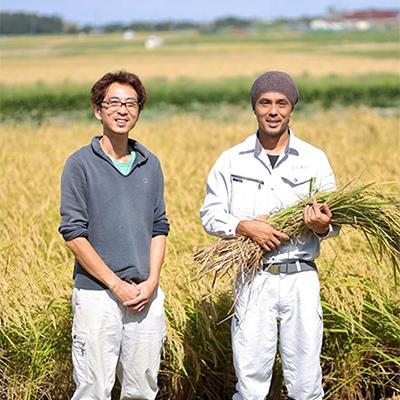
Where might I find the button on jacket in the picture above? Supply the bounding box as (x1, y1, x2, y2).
(200, 130, 339, 264)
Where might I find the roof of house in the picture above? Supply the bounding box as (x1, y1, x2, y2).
(344, 9, 400, 20)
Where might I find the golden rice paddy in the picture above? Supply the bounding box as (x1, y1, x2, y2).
(1, 30, 399, 398)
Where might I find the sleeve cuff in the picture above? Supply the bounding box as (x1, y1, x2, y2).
(313, 224, 333, 240)
(224, 218, 241, 238)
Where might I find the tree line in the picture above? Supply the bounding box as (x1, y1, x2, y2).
(0, 12, 65, 34)
(0, 12, 271, 35)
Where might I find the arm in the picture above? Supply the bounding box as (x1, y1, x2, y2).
(200, 153, 242, 237)
(236, 217, 289, 252)
(123, 235, 167, 313)
(66, 237, 140, 304)
(304, 152, 340, 239)
(201, 154, 289, 249)
(59, 157, 140, 304)
(123, 163, 169, 313)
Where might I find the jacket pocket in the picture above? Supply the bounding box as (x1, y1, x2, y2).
(280, 173, 315, 200)
(230, 174, 264, 218)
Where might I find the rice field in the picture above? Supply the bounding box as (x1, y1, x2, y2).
(1, 30, 399, 399)
(1, 105, 399, 399)
(1, 31, 399, 84)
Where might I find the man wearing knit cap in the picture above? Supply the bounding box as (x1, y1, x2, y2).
(200, 71, 338, 399)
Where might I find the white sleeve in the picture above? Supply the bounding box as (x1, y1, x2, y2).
(315, 151, 336, 193)
(200, 153, 241, 238)
(314, 151, 340, 239)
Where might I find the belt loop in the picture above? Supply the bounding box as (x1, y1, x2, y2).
(295, 260, 301, 272)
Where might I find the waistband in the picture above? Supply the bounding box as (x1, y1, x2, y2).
(261, 260, 317, 274)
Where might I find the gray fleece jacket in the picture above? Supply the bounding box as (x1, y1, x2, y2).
(59, 136, 170, 290)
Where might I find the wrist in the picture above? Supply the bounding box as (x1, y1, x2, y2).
(313, 224, 331, 238)
(107, 275, 122, 292)
(146, 276, 159, 289)
(236, 220, 252, 236)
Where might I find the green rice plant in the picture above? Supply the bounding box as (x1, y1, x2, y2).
(195, 182, 400, 284)
(1, 74, 399, 120)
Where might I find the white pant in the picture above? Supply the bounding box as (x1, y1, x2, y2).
(71, 287, 166, 400)
(232, 270, 323, 400)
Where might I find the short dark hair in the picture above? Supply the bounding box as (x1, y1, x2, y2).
(91, 70, 147, 111)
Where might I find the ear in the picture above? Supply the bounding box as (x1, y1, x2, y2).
(92, 103, 102, 121)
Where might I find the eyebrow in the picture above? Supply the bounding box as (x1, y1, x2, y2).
(259, 97, 288, 102)
(107, 96, 138, 101)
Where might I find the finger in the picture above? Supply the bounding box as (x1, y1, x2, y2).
(311, 196, 318, 206)
(128, 299, 146, 309)
(320, 202, 332, 218)
(310, 196, 319, 212)
(129, 306, 143, 314)
(304, 205, 313, 224)
(274, 229, 289, 241)
(123, 299, 136, 307)
(269, 235, 282, 248)
(264, 240, 277, 250)
(303, 205, 309, 224)
(304, 206, 317, 229)
(311, 199, 322, 217)
(261, 243, 272, 252)
(131, 301, 148, 312)
(123, 294, 144, 307)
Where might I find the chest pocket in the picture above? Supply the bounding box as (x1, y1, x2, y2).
(230, 174, 264, 219)
(280, 173, 314, 203)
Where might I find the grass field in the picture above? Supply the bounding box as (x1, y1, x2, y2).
(1, 31, 399, 84)
(0, 30, 399, 399)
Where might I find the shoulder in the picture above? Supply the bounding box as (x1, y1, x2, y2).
(132, 140, 162, 170)
(134, 141, 159, 160)
(214, 134, 256, 164)
(291, 134, 329, 161)
(64, 143, 92, 169)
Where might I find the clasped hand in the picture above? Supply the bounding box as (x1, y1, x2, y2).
(112, 279, 156, 313)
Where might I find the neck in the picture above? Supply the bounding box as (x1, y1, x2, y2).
(258, 129, 289, 155)
(100, 133, 130, 160)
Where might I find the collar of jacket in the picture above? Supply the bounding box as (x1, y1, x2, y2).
(239, 128, 302, 159)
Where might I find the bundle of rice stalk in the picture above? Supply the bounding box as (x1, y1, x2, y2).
(194, 182, 400, 285)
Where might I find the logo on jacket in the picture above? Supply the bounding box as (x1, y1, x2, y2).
(143, 177, 148, 184)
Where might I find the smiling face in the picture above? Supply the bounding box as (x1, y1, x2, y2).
(93, 82, 139, 137)
(254, 91, 293, 140)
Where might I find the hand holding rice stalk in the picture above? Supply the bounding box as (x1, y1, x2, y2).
(194, 182, 400, 284)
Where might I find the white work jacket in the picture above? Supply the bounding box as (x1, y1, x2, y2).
(200, 130, 339, 263)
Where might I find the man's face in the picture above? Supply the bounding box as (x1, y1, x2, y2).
(254, 91, 293, 138)
(93, 82, 139, 136)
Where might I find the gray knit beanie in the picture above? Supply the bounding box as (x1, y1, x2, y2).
(250, 71, 299, 109)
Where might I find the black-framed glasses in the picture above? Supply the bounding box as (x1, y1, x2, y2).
(101, 98, 139, 113)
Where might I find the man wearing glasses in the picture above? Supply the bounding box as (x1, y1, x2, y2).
(59, 71, 169, 400)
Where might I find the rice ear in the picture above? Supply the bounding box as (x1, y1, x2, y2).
(194, 182, 400, 287)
